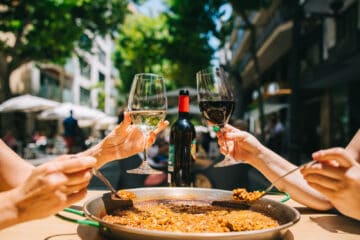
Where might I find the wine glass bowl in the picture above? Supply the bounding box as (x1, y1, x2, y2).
(196, 67, 239, 168)
(127, 73, 167, 174)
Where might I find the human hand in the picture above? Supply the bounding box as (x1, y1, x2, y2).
(88, 112, 169, 167)
(301, 147, 360, 220)
(10, 154, 96, 223)
(216, 125, 266, 165)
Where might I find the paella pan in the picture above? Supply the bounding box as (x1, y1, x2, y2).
(66, 187, 300, 240)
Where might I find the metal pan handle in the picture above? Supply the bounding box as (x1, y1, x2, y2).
(55, 207, 100, 228)
(267, 190, 291, 203)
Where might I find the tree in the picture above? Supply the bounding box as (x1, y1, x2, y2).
(115, 0, 229, 94)
(164, 0, 228, 87)
(0, 0, 129, 101)
(114, 13, 176, 95)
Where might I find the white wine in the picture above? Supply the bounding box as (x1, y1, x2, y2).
(129, 110, 167, 133)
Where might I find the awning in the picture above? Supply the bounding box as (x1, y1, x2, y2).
(241, 21, 293, 87)
(38, 102, 107, 120)
(0, 94, 59, 112)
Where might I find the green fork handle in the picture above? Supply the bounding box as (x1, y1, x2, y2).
(55, 207, 99, 228)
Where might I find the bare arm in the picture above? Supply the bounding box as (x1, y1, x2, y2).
(217, 125, 332, 210)
(0, 140, 34, 191)
(251, 146, 331, 210)
(345, 129, 360, 163)
(300, 129, 360, 220)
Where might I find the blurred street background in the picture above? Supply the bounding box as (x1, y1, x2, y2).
(0, 0, 359, 191)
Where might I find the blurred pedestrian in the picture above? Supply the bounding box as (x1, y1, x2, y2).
(2, 130, 18, 152)
(265, 114, 284, 154)
(63, 110, 81, 153)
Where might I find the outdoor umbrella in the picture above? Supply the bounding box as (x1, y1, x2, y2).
(38, 102, 107, 121)
(0, 94, 59, 112)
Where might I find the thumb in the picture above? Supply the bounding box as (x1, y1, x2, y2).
(115, 111, 132, 135)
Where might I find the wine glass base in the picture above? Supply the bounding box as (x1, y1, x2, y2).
(126, 162, 164, 175)
(213, 156, 243, 168)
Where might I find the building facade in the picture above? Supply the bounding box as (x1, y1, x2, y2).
(9, 34, 119, 116)
(225, 0, 360, 163)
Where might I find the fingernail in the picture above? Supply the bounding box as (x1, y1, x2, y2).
(213, 126, 220, 132)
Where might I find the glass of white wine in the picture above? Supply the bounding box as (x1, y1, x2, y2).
(126, 73, 168, 174)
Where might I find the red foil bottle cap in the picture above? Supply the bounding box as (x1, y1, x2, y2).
(178, 90, 190, 113)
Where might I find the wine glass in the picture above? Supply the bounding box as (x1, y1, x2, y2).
(196, 66, 240, 167)
(126, 73, 168, 174)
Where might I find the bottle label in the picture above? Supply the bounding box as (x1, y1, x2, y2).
(168, 144, 174, 172)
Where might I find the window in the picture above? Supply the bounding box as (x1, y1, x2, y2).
(335, 3, 358, 54)
(98, 47, 106, 65)
(80, 87, 90, 106)
(79, 57, 91, 79)
(39, 72, 61, 101)
(98, 71, 105, 82)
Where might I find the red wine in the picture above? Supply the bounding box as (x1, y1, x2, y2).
(199, 100, 235, 127)
(168, 90, 196, 187)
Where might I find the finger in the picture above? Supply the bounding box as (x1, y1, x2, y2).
(153, 120, 169, 135)
(62, 182, 90, 194)
(312, 148, 354, 168)
(301, 163, 345, 180)
(224, 124, 245, 133)
(50, 156, 96, 174)
(65, 169, 92, 186)
(146, 120, 169, 148)
(66, 188, 88, 205)
(114, 111, 132, 135)
(307, 182, 335, 198)
(226, 131, 248, 140)
(304, 173, 344, 191)
(34, 172, 68, 191)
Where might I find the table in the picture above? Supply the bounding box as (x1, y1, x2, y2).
(1, 190, 359, 240)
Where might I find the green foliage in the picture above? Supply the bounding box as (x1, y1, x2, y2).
(90, 81, 105, 111)
(0, 0, 128, 100)
(115, 0, 229, 95)
(114, 13, 176, 94)
(163, 0, 228, 87)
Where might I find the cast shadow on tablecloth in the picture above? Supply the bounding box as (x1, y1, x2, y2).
(77, 224, 106, 240)
(310, 216, 360, 234)
(44, 233, 79, 239)
(282, 230, 294, 240)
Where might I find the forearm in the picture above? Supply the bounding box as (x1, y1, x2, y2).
(251, 147, 332, 210)
(345, 129, 360, 163)
(0, 189, 21, 230)
(0, 140, 34, 191)
(77, 142, 112, 169)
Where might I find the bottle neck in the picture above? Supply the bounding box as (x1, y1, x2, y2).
(178, 95, 190, 118)
(178, 111, 190, 119)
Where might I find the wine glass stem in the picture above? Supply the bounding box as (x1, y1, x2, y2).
(143, 132, 149, 162)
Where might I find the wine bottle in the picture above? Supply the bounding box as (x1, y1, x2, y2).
(168, 90, 196, 187)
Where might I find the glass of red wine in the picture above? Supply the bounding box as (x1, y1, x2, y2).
(196, 66, 239, 167)
(126, 73, 168, 174)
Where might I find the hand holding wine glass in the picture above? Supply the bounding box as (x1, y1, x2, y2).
(126, 73, 168, 174)
(196, 66, 239, 167)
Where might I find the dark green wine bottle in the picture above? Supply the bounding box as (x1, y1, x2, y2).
(168, 90, 196, 187)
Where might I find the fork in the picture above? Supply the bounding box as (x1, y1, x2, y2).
(261, 160, 317, 197)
